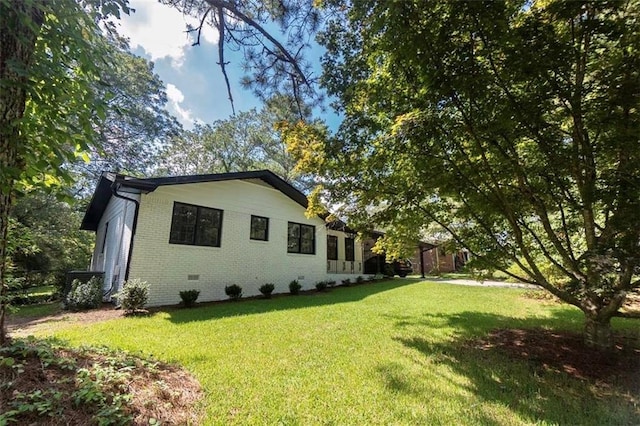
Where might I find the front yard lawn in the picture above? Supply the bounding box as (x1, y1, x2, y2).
(21, 280, 639, 425)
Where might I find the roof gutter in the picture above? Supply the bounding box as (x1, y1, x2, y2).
(111, 182, 140, 282)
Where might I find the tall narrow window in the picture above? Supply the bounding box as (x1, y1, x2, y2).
(169, 202, 223, 247)
(250, 215, 269, 241)
(101, 222, 109, 254)
(327, 235, 338, 260)
(287, 222, 315, 254)
(345, 237, 355, 261)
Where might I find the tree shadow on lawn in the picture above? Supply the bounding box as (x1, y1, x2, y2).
(163, 279, 413, 324)
(381, 310, 640, 425)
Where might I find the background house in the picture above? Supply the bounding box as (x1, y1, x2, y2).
(81, 170, 367, 306)
(362, 233, 470, 276)
(408, 244, 470, 275)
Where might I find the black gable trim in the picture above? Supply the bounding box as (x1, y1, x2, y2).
(80, 170, 309, 232)
(80, 173, 117, 231)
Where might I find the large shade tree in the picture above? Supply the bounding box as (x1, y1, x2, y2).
(157, 95, 313, 189)
(291, 0, 640, 350)
(70, 39, 181, 194)
(0, 0, 130, 345)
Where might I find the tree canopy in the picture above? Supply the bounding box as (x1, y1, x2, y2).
(157, 96, 312, 189)
(289, 0, 640, 350)
(161, 0, 322, 115)
(70, 37, 182, 195)
(0, 0, 131, 344)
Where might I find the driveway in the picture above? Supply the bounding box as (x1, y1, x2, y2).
(408, 276, 538, 289)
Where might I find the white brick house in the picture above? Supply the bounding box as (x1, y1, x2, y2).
(81, 170, 367, 306)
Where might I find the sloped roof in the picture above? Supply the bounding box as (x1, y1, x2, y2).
(80, 170, 309, 231)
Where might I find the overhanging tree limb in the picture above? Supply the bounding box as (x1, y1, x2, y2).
(203, 0, 311, 88)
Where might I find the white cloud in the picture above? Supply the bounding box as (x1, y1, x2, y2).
(117, 0, 219, 68)
(166, 83, 194, 125)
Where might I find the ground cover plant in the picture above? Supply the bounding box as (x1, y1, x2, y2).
(0, 337, 201, 425)
(11, 280, 639, 425)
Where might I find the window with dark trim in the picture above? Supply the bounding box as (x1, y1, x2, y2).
(345, 237, 355, 261)
(327, 235, 338, 260)
(101, 222, 109, 254)
(250, 215, 269, 241)
(169, 202, 223, 247)
(287, 222, 315, 254)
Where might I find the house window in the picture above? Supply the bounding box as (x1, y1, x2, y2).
(101, 222, 109, 254)
(169, 202, 223, 247)
(287, 222, 315, 254)
(327, 235, 338, 260)
(345, 237, 355, 261)
(250, 215, 269, 241)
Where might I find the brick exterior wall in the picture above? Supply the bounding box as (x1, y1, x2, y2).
(116, 179, 367, 307)
(410, 247, 467, 274)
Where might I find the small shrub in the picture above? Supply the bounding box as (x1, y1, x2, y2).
(327, 280, 337, 287)
(179, 289, 200, 307)
(65, 277, 103, 311)
(383, 264, 395, 277)
(315, 281, 328, 292)
(115, 279, 149, 314)
(341, 278, 351, 286)
(356, 276, 364, 284)
(259, 283, 275, 299)
(289, 280, 302, 295)
(225, 284, 243, 300)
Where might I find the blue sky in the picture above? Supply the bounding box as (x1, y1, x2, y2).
(117, 0, 338, 129)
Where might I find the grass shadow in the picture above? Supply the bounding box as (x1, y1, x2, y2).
(163, 279, 412, 324)
(382, 310, 639, 425)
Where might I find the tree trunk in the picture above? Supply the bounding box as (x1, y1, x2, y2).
(0, 188, 12, 346)
(583, 314, 613, 351)
(0, 1, 45, 346)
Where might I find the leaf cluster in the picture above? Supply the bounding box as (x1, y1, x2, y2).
(310, 0, 640, 320)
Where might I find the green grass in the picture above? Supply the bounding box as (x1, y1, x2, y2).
(30, 280, 639, 425)
(25, 285, 56, 297)
(10, 302, 60, 318)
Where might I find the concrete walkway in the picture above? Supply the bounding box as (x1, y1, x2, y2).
(406, 276, 538, 289)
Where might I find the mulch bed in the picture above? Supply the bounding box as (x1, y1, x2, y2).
(470, 328, 640, 394)
(1, 341, 203, 425)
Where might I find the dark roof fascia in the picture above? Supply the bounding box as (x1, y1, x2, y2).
(80, 172, 116, 231)
(118, 170, 309, 209)
(81, 170, 311, 232)
(326, 219, 358, 235)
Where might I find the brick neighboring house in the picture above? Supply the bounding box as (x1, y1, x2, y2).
(408, 244, 470, 275)
(80, 170, 367, 307)
(363, 233, 470, 276)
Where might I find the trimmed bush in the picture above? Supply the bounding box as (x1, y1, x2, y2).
(327, 280, 337, 288)
(116, 279, 149, 314)
(342, 278, 351, 286)
(289, 280, 302, 295)
(225, 284, 243, 301)
(65, 276, 103, 311)
(179, 289, 200, 307)
(356, 276, 365, 284)
(259, 283, 275, 299)
(383, 264, 395, 277)
(315, 281, 328, 292)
